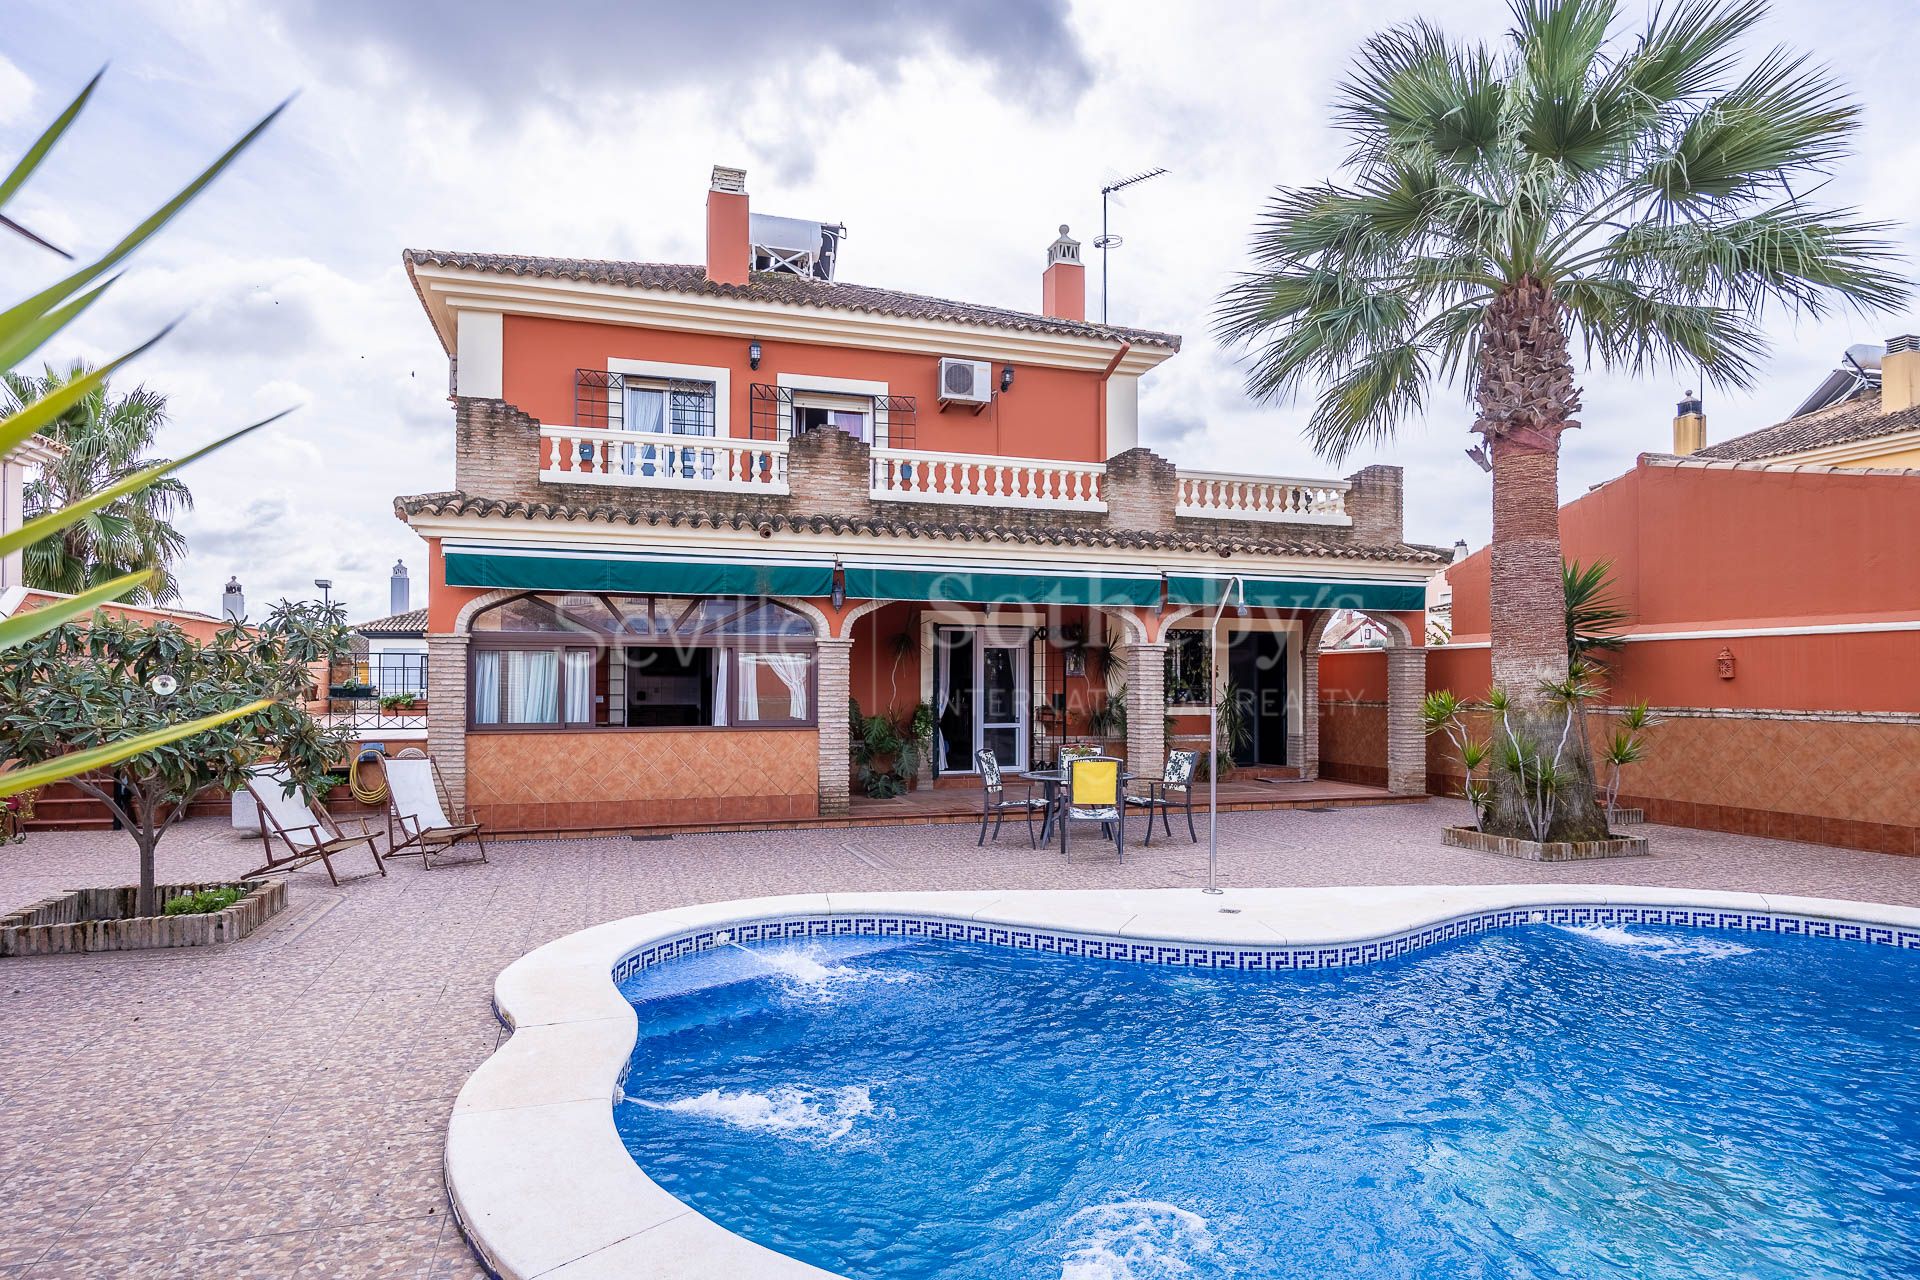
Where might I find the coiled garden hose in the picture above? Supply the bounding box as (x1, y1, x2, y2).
(348, 749, 389, 806)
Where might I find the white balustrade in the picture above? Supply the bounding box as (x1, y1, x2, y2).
(870, 447, 1106, 511)
(1174, 470, 1352, 525)
(538, 427, 789, 494)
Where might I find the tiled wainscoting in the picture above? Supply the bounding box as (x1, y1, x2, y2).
(465, 727, 819, 832)
(1320, 699, 1920, 856)
(613, 903, 1920, 985)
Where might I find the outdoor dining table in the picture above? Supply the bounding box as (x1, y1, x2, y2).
(1020, 767, 1136, 845)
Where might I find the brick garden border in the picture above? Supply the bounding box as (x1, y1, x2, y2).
(0, 879, 286, 957)
(1443, 825, 1650, 862)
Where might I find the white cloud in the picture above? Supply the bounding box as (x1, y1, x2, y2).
(0, 53, 33, 126)
(1, 0, 1915, 618)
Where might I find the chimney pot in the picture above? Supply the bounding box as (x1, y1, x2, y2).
(706, 165, 751, 287)
(221, 576, 245, 623)
(1672, 390, 1706, 456)
(1042, 225, 1085, 323)
(1881, 334, 1920, 414)
(390, 559, 410, 616)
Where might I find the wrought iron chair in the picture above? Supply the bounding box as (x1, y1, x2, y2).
(1058, 754, 1126, 862)
(1126, 749, 1199, 845)
(1057, 743, 1102, 769)
(975, 750, 1044, 847)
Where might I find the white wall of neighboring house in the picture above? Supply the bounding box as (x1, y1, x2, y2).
(366, 635, 429, 695)
(1, 438, 63, 592)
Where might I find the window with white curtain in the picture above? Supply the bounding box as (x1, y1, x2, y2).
(504, 650, 559, 724)
(736, 651, 813, 723)
(562, 650, 595, 724)
(472, 650, 503, 725)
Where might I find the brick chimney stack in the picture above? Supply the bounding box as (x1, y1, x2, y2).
(706, 165, 750, 287)
(1672, 390, 1705, 456)
(1881, 335, 1919, 414)
(1042, 225, 1085, 322)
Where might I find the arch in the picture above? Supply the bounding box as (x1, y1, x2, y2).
(452, 588, 525, 635)
(770, 595, 835, 640)
(1304, 607, 1415, 652)
(827, 597, 889, 639)
(1093, 606, 1154, 645)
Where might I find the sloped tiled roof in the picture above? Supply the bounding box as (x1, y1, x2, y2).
(392, 491, 1448, 566)
(402, 250, 1181, 350)
(353, 607, 427, 637)
(1693, 388, 1920, 462)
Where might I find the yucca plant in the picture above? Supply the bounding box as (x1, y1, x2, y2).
(1600, 701, 1658, 828)
(1565, 559, 1629, 663)
(0, 70, 290, 798)
(1218, 0, 1907, 841)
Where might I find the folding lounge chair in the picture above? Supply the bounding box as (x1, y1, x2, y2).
(243, 767, 386, 885)
(383, 755, 488, 869)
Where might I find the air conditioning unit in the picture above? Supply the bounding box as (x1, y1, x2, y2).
(938, 358, 993, 405)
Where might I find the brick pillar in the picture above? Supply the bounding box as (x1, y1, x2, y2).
(1122, 641, 1168, 779)
(785, 428, 876, 520)
(1385, 645, 1428, 796)
(426, 633, 471, 817)
(1102, 448, 1177, 533)
(815, 637, 854, 815)
(1299, 639, 1321, 781)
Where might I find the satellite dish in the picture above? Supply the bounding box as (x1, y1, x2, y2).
(149, 674, 179, 697)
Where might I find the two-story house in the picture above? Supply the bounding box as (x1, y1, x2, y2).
(394, 166, 1446, 834)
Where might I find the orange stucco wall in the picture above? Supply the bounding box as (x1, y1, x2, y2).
(1446, 458, 1920, 714)
(501, 315, 1111, 462)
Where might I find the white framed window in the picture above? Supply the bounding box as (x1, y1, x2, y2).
(789, 391, 871, 442)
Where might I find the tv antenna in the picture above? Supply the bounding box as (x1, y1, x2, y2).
(1095, 167, 1167, 323)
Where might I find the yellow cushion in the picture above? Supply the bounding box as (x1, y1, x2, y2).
(1071, 759, 1118, 807)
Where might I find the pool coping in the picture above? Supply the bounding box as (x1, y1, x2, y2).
(446, 884, 1920, 1280)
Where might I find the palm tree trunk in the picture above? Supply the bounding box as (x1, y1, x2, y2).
(1477, 279, 1608, 842)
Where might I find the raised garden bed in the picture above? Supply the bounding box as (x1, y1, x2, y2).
(1443, 825, 1649, 862)
(0, 880, 286, 957)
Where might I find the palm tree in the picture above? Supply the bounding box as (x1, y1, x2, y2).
(1217, 0, 1905, 840)
(4, 361, 192, 605)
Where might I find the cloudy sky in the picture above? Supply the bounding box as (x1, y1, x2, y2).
(5, 0, 1916, 621)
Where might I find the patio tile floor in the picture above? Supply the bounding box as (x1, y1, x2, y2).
(2, 801, 1917, 1277)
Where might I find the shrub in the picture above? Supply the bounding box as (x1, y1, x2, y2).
(162, 886, 245, 915)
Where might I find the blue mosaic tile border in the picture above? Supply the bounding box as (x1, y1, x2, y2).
(610, 904, 1920, 984)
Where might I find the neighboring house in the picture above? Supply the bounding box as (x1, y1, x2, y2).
(395, 165, 1447, 834)
(349, 563, 429, 697)
(0, 587, 230, 641)
(1322, 451, 1919, 856)
(1, 434, 64, 592)
(1677, 335, 1920, 469)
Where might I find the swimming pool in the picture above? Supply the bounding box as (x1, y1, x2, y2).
(446, 887, 1920, 1280)
(614, 923, 1920, 1280)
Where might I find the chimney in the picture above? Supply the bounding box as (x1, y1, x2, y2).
(1042, 225, 1085, 322)
(1672, 390, 1705, 456)
(1882, 334, 1920, 413)
(221, 576, 244, 623)
(706, 165, 750, 287)
(390, 559, 410, 615)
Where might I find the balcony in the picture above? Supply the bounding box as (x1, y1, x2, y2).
(536, 423, 1352, 525)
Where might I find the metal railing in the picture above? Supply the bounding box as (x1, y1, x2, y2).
(326, 655, 429, 730)
(748, 382, 917, 446)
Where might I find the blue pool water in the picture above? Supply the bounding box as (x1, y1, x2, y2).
(613, 924, 1920, 1279)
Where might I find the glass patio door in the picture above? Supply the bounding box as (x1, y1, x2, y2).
(975, 637, 1028, 772)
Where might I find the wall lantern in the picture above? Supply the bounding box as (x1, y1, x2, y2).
(830, 561, 845, 610)
(748, 340, 763, 370)
(1716, 647, 1736, 680)
(1000, 365, 1015, 393)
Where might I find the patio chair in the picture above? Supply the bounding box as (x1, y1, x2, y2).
(242, 766, 386, 885)
(1058, 754, 1126, 863)
(975, 749, 1044, 847)
(1126, 749, 1200, 845)
(1057, 743, 1102, 769)
(383, 754, 489, 869)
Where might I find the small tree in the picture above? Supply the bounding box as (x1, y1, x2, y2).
(1599, 702, 1658, 828)
(0, 600, 352, 915)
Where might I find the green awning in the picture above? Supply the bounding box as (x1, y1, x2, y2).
(444, 550, 834, 597)
(1166, 575, 1425, 612)
(842, 566, 1161, 607)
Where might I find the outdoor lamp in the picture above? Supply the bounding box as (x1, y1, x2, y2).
(830, 565, 846, 610)
(1000, 365, 1015, 392)
(748, 340, 762, 370)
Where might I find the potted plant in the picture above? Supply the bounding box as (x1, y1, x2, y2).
(378, 693, 419, 716)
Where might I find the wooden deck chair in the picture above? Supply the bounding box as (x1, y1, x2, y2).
(383, 755, 488, 868)
(242, 766, 386, 885)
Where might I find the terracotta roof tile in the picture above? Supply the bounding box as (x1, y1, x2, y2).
(352, 607, 428, 637)
(392, 490, 1447, 566)
(402, 250, 1180, 350)
(1693, 389, 1920, 462)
